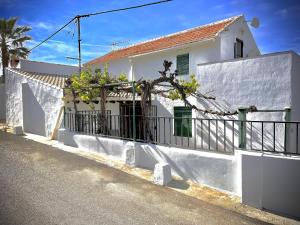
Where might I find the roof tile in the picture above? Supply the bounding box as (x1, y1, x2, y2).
(86, 15, 241, 65)
(9, 68, 68, 89)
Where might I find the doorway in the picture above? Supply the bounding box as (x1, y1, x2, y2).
(119, 102, 157, 141)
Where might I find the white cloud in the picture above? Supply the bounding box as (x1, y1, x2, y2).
(0, 0, 16, 8)
(212, 4, 224, 10)
(275, 8, 288, 17)
(33, 22, 54, 31)
(26, 39, 108, 64)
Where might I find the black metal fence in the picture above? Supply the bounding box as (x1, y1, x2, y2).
(64, 111, 300, 155)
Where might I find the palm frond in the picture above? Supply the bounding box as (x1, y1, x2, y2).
(11, 36, 32, 47)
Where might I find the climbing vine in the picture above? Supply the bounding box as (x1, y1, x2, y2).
(64, 60, 256, 139)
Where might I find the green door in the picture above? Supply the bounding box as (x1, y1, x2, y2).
(174, 107, 192, 137)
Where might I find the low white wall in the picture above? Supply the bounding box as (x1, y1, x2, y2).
(61, 130, 241, 195)
(137, 143, 239, 194)
(63, 131, 128, 159)
(241, 151, 300, 219)
(0, 83, 5, 120)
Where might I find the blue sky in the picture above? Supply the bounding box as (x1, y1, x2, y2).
(1, 0, 300, 65)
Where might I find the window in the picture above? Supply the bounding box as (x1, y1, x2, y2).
(176, 53, 189, 75)
(174, 107, 192, 137)
(234, 39, 243, 58)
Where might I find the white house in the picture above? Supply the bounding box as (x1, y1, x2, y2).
(4, 15, 300, 218)
(78, 15, 300, 144)
(85, 15, 260, 80)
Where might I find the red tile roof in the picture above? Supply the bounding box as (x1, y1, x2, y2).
(86, 15, 241, 65)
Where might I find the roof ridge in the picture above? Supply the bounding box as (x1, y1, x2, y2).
(11, 68, 69, 77)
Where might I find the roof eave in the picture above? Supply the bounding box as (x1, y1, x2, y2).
(126, 37, 216, 59)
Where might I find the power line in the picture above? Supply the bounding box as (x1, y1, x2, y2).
(29, 0, 172, 52)
(80, 0, 172, 17)
(29, 17, 76, 52)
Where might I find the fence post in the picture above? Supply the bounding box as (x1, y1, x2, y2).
(284, 107, 291, 152)
(132, 81, 136, 141)
(238, 107, 247, 149)
(63, 88, 66, 129)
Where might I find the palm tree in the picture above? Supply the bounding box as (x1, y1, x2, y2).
(0, 17, 31, 81)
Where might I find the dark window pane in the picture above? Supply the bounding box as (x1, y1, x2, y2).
(234, 39, 243, 58)
(176, 54, 189, 75)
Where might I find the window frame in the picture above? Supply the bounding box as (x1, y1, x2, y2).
(176, 53, 189, 76)
(234, 38, 244, 58)
(173, 106, 192, 138)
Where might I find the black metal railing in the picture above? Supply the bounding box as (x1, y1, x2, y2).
(63, 111, 300, 155)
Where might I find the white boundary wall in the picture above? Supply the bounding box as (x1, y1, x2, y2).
(6, 69, 63, 137)
(60, 130, 300, 219)
(197, 51, 300, 121)
(0, 83, 5, 120)
(62, 130, 240, 194)
(241, 151, 300, 219)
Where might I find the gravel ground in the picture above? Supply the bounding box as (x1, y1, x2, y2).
(0, 131, 271, 225)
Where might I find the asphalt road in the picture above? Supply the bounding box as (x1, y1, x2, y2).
(0, 132, 269, 225)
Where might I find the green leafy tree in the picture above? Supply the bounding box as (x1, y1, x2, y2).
(65, 65, 128, 134)
(0, 17, 31, 79)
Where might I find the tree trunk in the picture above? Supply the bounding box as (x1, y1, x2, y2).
(98, 88, 109, 135)
(140, 84, 154, 142)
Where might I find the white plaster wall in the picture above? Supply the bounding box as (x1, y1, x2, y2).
(0, 83, 5, 120)
(19, 59, 78, 76)
(62, 130, 240, 194)
(0, 61, 3, 76)
(220, 16, 260, 60)
(6, 69, 63, 137)
(87, 58, 132, 80)
(132, 40, 220, 80)
(89, 40, 220, 81)
(137, 142, 238, 194)
(241, 151, 300, 219)
(197, 52, 292, 114)
(63, 131, 127, 158)
(65, 101, 120, 114)
(196, 52, 294, 152)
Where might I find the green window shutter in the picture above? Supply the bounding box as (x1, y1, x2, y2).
(176, 54, 189, 75)
(174, 107, 192, 137)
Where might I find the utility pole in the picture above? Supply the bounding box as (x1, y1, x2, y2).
(76, 16, 82, 74)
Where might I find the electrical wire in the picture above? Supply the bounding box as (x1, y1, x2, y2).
(29, 0, 172, 52)
(29, 17, 75, 52)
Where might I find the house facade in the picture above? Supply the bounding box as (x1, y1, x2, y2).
(82, 15, 261, 118)
(76, 15, 300, 153)
(85, 15, 260, 80)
